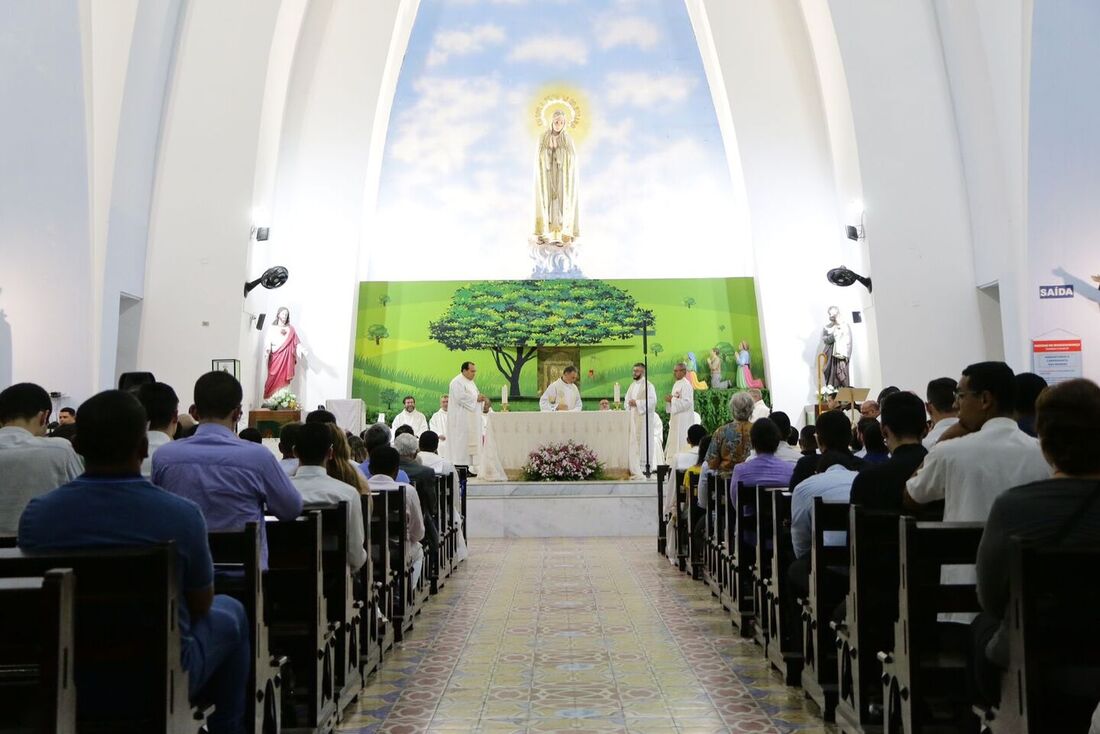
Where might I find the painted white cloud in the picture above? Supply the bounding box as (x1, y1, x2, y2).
(605, 71, 697, 107)
(509, 35, 589, 66)
(427, 24, 506, 67)
(598, 16, 661, 50)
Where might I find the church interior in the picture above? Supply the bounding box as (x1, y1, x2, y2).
(2, 1, 1100, 733)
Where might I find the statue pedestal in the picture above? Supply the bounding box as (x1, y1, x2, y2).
(247, 409, 302, 438)
(529, 237, 584, 279)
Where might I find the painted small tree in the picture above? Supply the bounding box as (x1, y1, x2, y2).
(379, 388, 399, 411)
(367, 324, 389, 345)
(429, 280, 650, 398)
(683, 296, 696, 309)
(650, 343, 664, 358)
(378, 294, 391, 307)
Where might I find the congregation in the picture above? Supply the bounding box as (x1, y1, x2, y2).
(0, 370, 468, 734)
(661, 361, 1100, 733)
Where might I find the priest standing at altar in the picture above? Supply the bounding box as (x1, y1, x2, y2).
(664, 362, 695, 464)
(448, 362, 487, 472)
(626, 363, 659, 477)
(539, 366, 583, 412)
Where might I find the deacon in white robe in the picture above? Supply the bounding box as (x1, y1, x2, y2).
(625, 363, 659, 477)
(391, 396, 428, 436)
(428, 395, 449, 460)
(664, 362, 695, 464)
(539, 366, 583, 412)
(447, 362, 486, 470)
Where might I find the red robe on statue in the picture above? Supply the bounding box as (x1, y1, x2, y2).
(264, 326, 300, 399)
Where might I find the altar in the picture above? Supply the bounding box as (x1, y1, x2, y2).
(479, 410, 636, 481)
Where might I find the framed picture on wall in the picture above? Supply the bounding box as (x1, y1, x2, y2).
(212, 359, 240, 380)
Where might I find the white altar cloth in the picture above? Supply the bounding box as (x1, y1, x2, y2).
(480, 410, 635, 481)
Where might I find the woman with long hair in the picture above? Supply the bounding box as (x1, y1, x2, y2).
(327, 424, 370, 495)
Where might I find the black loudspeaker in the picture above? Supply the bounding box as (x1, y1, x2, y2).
(256, 313, 266, 330)
(852, 311, 863, 324)
(118, 371, 156, 391)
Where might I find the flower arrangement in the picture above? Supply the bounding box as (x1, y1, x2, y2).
(264, 388, 298, 410)
(523, 440, 605, 482)
(818, 385, 839, 401)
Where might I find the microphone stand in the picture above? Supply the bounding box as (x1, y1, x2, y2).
(641, 313, 651, 478)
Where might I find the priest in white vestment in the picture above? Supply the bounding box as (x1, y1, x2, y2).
(428, 395, 449, 460)
(539, 365, 583, 412)
(664, 362, 695, 464)
(392, 396, 428, 436)
(626, 363, 659, 477)
(447, 362, 486, 472)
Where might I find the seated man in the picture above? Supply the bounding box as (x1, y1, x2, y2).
(18, 390, 249, 734)
(359, 423, 410, 482)
(417, 430, 469, 563)
(276, 421, 303, 476)
(768, 411, 802, 464)
(137, 382, 179, 478)
(788, 451, 859, 599)
(392, 395, 428, 436)
(0, 382, 83, 535)
(730, 418, 795, 506)
(366, 446, 425, 587)
(394, 433, 440, 551)
(153, 371, 302, 568)
(849, 391, 928, 511)
(972, 378, 1100, 704)
(291, 422, 367, 572)
(789, 410, 863, 490)
(749, 388, 770, 422)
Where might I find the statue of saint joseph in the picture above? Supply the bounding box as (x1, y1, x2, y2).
(534, 110, 580, 245)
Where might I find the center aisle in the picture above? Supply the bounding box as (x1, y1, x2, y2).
(339, 538, 834, 733)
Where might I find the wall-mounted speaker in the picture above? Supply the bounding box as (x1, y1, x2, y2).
(852, 311, 863, 324)
(256, 313, 266, 330)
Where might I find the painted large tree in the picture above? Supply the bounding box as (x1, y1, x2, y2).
(429, 280, 650, 398)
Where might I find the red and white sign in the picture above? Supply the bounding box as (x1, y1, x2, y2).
(1031, 339, 1083, 384)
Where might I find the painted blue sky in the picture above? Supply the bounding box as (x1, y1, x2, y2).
(366, 0, 751, 280)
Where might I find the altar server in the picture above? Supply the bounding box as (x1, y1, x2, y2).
(392, 395, 428, 436)
(429, 395, 449, 460)
(626, 363, 659, 477)
(447, 362, 486, 472)
(664, 362, 695, 464)
(539, 365, 583, 412)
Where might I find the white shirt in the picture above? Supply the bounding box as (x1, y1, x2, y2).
(418, 451, 454, 476)
(751, 400, 771, 422)
(428, 409, 448, 440)
(0, 426, 83, 536)
(791, 464, 858, 558)
(366, 474, 425, 563)
(392, 409, 428, 437)
(141, 430, 173, 478)
(625, 379, 657, 415)
(539, 378, 582, 412)
(292, 466, 367, 571)
(922, 416, 959, 449)
(775, 442, 802, 464)
(279, 457, 299, 476)
(906, 416, 1051, 623)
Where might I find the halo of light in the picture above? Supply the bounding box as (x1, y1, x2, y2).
(529, 84, 591, 144)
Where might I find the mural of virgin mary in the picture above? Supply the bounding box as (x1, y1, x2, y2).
(264, 307, 302, 398)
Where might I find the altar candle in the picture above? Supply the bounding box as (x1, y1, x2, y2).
(501, 386, 508, 404)
(613, 382, 621, 404)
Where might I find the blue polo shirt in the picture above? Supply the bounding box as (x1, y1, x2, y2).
(18, 474, 214, 640)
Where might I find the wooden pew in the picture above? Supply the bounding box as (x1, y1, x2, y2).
(656, 464, 671, 556)
(834, 506, 900, 734)
(720, 473, 736, 611)
(685, 471, 704, 580)
(378, 485, 427, 641)
(455, 465, 470, 552)
(752, 484, 776, 650)
(729, 482, 758, 637)
(267, 511, 338, 734)
(673, 469, 691, 573)
(303, 502, 364, 714)
(0, 569, 75, 734)
(206, 523, 285, 734)
(879, 518, 984, 734)
(800, 498, 850, 721)
(713, 473, 731, 609)
(439, 472, 456, 579)
(703, 472, 723, 598)
(0, 545, 205, 734)
(765, 489, 802, 686)
(364, 490, 395, 662)
(976, 541, 1100, 734)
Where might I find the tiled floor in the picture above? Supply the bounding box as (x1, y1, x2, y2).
(339, 538, 836, 733)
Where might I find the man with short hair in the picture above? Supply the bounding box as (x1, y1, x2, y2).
(859, 400, 880, 420)
(291, 423, 367, 571)
(850, 391, 928, 511)
(305, 409, 337, 425)
(788, 410, 863, 490)
(153, 371, 303, 568)
(448, 362, 487, 471)
(19, 390, 249, 734)
(748, 388, 770, 422)
(664, 362, 695, 464)
(366, 446, 425, 586)
(360, 423, 410, 482)
(539, 366, 583, 412)
(138, 382, 179, 478)
(0, 383, 83, 535)
(626, 363, 659, 477)
(790, 413, 861, 560)
(392, 396, 429, 436)
(394, 433, 440, 552)
(765, 411, 801, 464)
(277, 422, 303, 476)
(731, 418, 796, 505)
(428, 395, 449, 460)
(57, 407, 76, 426)
(923, 377, 959, 448)
(599, 399, 611, 411)
(1013, 372, 1047, 437)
